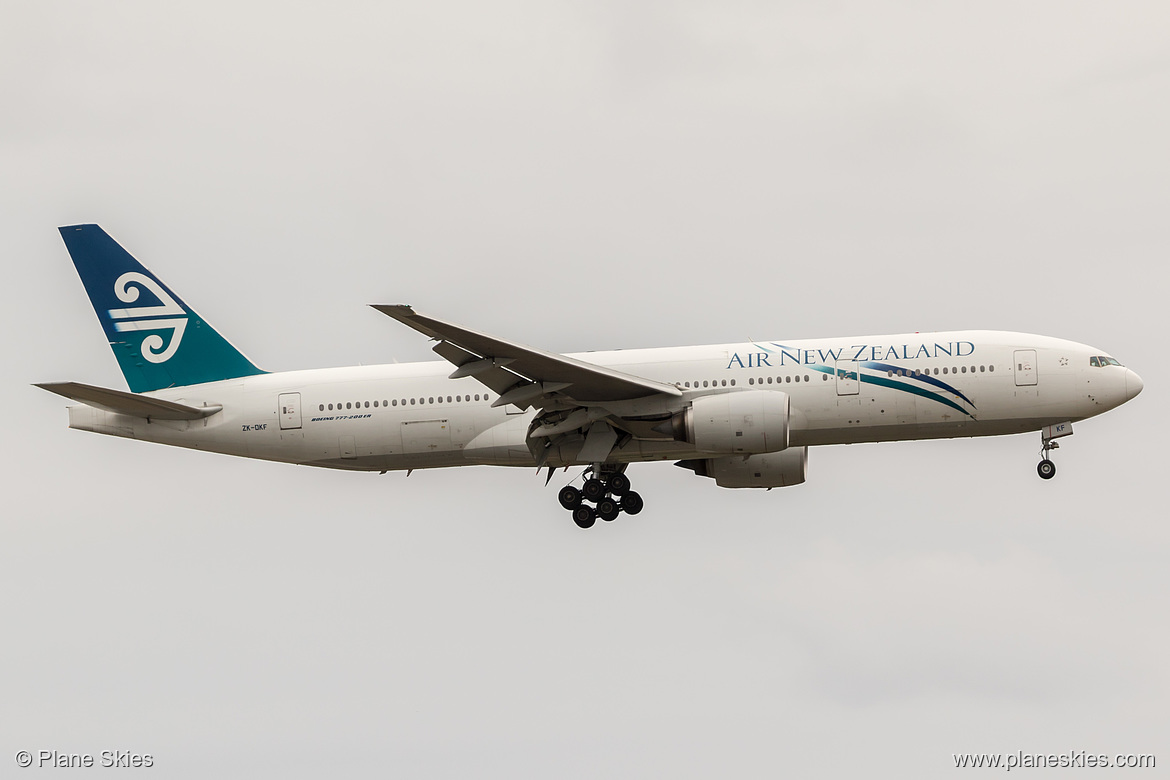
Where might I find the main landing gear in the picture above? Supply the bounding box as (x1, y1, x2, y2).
(557, 465, 644, 529)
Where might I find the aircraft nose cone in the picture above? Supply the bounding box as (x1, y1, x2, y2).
(1125, 368, 1144, 401)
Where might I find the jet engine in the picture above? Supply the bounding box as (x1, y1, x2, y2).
(661, 390, 789, 454)
(676, 447, 808, 489)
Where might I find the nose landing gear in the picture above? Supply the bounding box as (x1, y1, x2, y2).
(1036, 423, 1071, 480)
(559, 465, 643, 528)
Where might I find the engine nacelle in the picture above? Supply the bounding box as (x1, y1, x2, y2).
(677, 447, 808, 489)
(668, 390, 789, 455)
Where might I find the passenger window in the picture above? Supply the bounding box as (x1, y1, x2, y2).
(722, 380, 728, 387)
(410, 398, 416, 405)
(749, 378, 755, 385)
(346, 402, 351, 409)
(365, 401, 370, 408)
(703, 381, 709, 388)
(328, 404, 333, 411)
(961, 366, 967, 373)
(989, 365, 994, 372)
(942, 368, 948, 374)
(319, 404, 324, 411)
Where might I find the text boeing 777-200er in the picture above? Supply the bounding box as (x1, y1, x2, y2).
(39, 225, 1143, 528)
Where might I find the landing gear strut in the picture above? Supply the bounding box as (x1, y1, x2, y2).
(560, 464, 643, 528)
(1037, 429, 1062, 480)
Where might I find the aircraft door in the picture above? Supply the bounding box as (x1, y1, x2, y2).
(278, 392, 302, 430)
(835, 359, 860, 395)
(402, 419, 452, 454)
(1014, 350, 1037, 386)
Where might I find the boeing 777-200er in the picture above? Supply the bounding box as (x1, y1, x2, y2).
(39, 225, 1144, 528)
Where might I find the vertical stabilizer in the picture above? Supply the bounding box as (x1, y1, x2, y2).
(59, 224, 266, 392)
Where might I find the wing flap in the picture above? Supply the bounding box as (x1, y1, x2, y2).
(36, 381, 222, 420)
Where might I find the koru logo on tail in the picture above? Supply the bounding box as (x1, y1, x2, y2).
(107, 272, 188, 363)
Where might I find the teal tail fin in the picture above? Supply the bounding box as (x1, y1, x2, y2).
(59, 224, 266, 392)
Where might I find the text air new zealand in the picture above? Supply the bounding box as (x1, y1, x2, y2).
(40, 225, 1144, 528)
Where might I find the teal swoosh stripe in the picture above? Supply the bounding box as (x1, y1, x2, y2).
(860, 360, 976, 407)
(808, 365, 973, 418)
(860, 373, 972, 417)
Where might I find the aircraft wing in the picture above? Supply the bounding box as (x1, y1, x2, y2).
(371, 305, 681, 407)
(36, 381, 222, 420)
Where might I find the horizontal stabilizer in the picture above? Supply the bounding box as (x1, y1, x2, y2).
(35, 381, 222, 420)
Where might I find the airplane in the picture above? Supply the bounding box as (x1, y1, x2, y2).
(39, 225, 1143, 529)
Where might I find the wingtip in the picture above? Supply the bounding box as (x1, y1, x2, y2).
(370, 304, 416, 316)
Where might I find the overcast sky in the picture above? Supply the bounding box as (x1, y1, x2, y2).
(3, 2, 1167, 777)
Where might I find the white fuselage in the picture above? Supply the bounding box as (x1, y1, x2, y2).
(64, 331, 1140, 473)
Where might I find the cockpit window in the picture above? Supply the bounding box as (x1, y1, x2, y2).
(1090, 356, 1100, 367)
(1091, 355, 1123, 367)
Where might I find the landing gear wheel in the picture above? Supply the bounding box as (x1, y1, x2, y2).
(1037, 460, 1056, 480)
(582, 478, 606, 502)
(620, 491, 644, 515)
(558, 485, 583, 510)
(607, 473, 631, 495)
(597, 498, 620, 522)
(572, 505, 597, 529)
